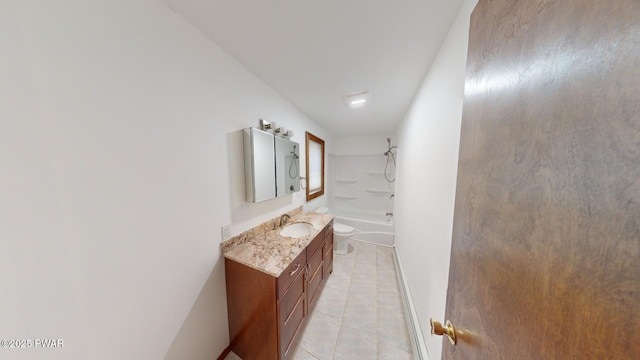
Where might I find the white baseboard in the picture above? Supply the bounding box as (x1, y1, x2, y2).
(393, 246, 429, 360)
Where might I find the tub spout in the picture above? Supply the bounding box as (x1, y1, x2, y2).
(385, 212, 393, 216)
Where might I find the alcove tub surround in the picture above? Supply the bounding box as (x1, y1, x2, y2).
(221, 206, 335, 359)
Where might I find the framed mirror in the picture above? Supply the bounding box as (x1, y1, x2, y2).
(305, 131, 325, 201)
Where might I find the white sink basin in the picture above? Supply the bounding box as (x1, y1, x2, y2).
(280, 222, 315, 238)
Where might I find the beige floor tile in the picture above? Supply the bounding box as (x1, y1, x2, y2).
(343, 294, 377, 322)
(299, 311, 341, 360)
(333, 323, 377, 360)
(314, 284, 348, 320)
(292, 347, 320, 360)
(347, 280, 377, 301)
(377, 268, 398, 281)
(377, 310, 412, 353)
(377, 341, 414, 360)
(331, 258, 355, 275)
(325, 272, 351, 292)
(377, 260, 396, 271)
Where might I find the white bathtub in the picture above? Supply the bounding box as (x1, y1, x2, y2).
(330, 208, 394, 247)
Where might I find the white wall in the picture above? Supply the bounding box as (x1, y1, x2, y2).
(394, 0, 478, 359)
(332, 135, 394, 156)
(0, 1, 329, 359)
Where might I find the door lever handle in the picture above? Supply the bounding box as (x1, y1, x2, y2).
(430, 318, 457, 345)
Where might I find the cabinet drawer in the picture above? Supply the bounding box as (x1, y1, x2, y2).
(278, 274, 305, 359)
(279, 269, 305, 327)
(277, 249, 307, 299)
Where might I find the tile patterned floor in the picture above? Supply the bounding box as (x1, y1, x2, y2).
(227, 241, 414, 360)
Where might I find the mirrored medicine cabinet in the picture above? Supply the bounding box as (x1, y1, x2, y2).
(244, 127, 300, 203)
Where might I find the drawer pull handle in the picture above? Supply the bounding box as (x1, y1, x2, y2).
(289, 263, 301, 276)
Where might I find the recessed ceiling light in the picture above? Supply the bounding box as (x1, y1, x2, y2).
(344, 91, 371, 108)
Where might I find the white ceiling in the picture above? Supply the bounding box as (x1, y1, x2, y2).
(162, 0, 465, 136)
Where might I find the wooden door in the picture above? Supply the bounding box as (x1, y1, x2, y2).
(444, 0, 640, 359)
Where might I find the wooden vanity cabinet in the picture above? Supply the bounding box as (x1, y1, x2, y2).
(225, 221, 333, 360)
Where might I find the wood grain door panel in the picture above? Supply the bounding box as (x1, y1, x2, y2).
(445, 0, 640, 359)
(323, 222, 334, 277)
(307, 246, 324, 309)
(307, 231, 324, 260)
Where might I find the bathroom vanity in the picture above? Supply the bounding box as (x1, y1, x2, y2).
(222, 211, 334, 360)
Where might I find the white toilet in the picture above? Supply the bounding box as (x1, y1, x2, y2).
(316, 207, 353, 255)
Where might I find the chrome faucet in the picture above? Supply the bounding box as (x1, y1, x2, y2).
(280, 214, 291, 227)
(386, 212, 393, 216)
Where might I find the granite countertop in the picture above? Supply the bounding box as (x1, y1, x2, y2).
(222, 211, 334, 277)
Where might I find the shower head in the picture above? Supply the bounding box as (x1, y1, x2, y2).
(385, 138, 397, 156)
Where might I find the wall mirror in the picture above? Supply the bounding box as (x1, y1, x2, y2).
(275, 136, 300, 197)
(305, 131, 325, 201)
(243, 127, 300, 203)
(244, 128, 276, 202)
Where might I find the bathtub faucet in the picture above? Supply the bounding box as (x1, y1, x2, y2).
(385, 212, 393, 217)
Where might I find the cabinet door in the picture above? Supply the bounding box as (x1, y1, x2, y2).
(323, 223, 333, 279)
(306, 245, 324, 310)
(306, 231, 324, 261)
(278, 268, 306, 360)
